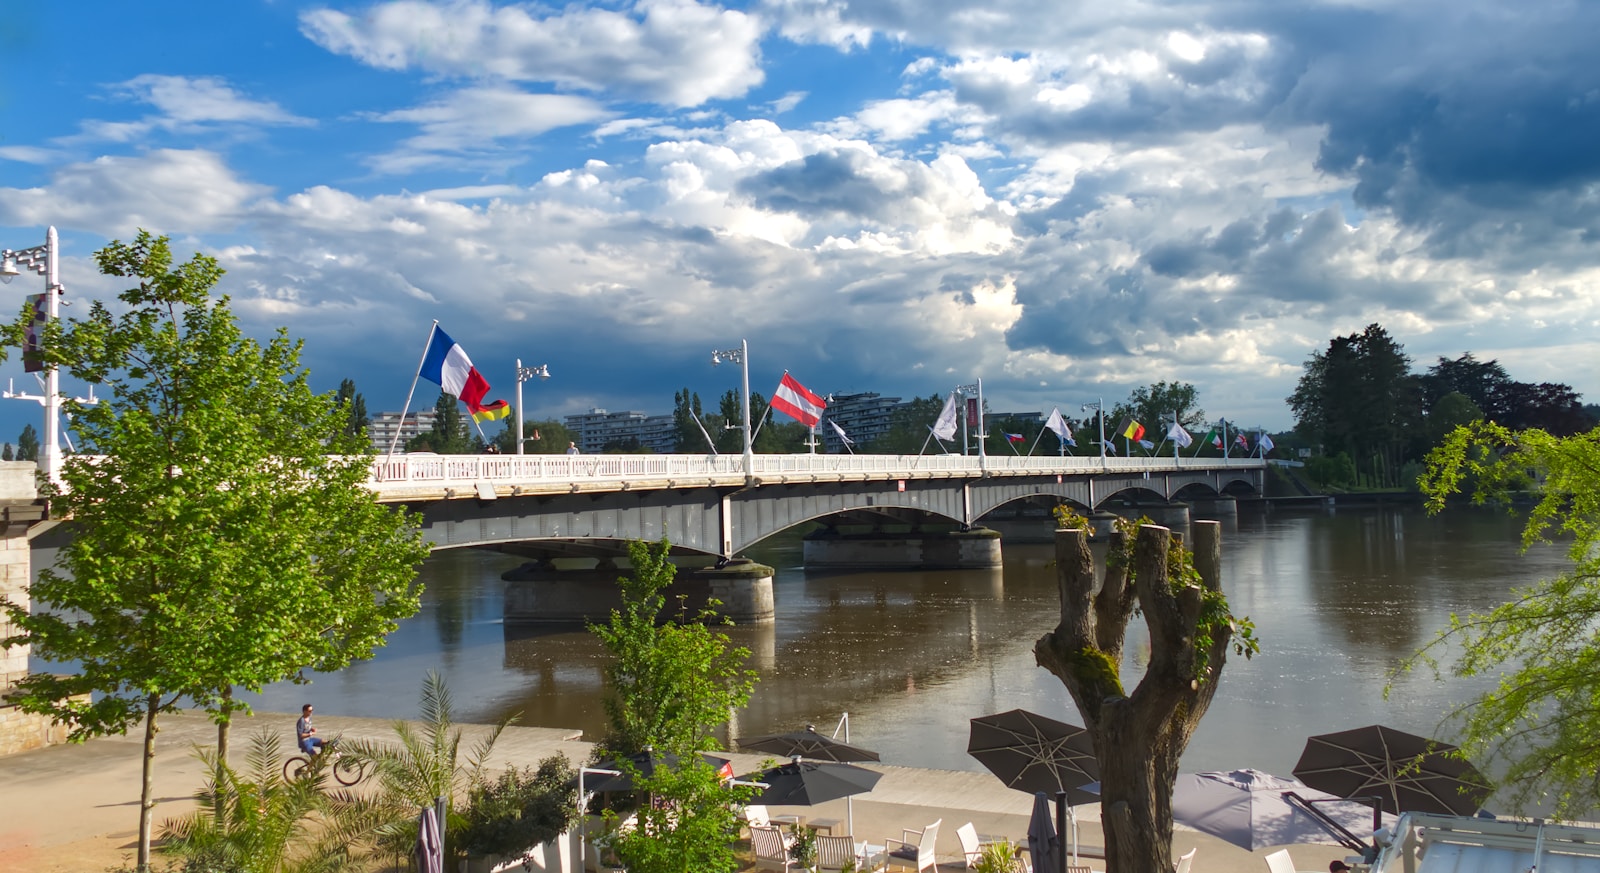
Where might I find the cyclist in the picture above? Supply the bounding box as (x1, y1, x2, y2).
(296, 703, 326, 756)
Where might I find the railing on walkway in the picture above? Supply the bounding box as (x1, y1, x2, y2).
(367, 452, 1265, 489)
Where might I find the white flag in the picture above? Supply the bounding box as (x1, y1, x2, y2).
(931, 391, 960, 441)
(1258, 432, 1275, 453)
(829, 419, 853, 445)
(1167, 422, 1193, 448)
(1044, 407, 1073, 442)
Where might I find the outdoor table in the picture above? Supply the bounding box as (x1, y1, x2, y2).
(806, 817, 842, 835)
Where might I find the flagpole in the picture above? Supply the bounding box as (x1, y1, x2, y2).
(1028, 427, 1045, 456)
(1223, 419, 1230, 460)
(388, 320, 438, 457)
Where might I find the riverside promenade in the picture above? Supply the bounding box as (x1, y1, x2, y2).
(0, 709, 1348, 873)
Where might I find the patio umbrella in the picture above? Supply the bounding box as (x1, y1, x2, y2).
(1027, 791, 1062, 873)
(740, 757, 882, 837)
(967, 709, 1100, 805)
(414, 806, 443, 873)
(585, 748, 732, 793)
(740, 724, 881, 763)
(1171, 769, 1395, 852)
(1293, 725, 1492, 816)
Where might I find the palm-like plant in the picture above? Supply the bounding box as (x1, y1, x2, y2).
(335, 670, 517, 864)
(158, 729, 357, 873)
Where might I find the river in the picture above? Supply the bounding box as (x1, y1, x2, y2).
(240, 502, 1568, 779)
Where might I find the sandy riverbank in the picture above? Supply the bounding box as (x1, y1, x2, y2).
(0, 709, 1350, 872)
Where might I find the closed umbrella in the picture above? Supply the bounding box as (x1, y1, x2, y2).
(1294, 725, 1492, 817)
(415, 806, 443, 873)
(1171, 769, 1393, 852)
(1027, 791, 1061, 873)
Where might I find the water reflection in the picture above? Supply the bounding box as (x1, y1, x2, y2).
(241, 504, 1568, 781)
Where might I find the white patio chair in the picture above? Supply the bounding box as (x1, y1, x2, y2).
(1263, 849, 1322, 873)
(883, 818, 940, 872)
(752, 824, 798, 872)
(1174, 847, 1197, 873)
(957, 822, 983, 868)
(817, 834, 886, 872)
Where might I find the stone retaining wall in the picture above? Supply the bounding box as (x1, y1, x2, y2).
(0, 702, 70, 756)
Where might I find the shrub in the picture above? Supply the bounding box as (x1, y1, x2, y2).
(458, 755, 579, 858)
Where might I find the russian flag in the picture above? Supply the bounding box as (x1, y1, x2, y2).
(420, 325, 510, 423)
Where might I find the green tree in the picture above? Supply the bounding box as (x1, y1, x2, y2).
(410, 391, 474, 453)
(1288, 324, 1422, 487)
(671, 389, 708, 453)
(333, 378, 370, 440)
(589, 538, 757, 758)
(1111, 382, 1205, 437)
(1426, 391, 1483, 447)
(604, 757, 755, 873)
(1034, 516, 1257, 873)
(494, 417, 576, 454)
(1407, 422, 1600, 816)
(866, 394, 946, 453)
(1, 443, 10, 461)
(15, 422, 37, 461)
(0, 232, 430, 869)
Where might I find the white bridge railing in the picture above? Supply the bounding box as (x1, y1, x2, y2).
(367, 452, 1265, 492)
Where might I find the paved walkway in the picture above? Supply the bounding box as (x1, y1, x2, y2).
(0, 709, 1352, 873)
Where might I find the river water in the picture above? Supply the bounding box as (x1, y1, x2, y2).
(242, 503, 1568, 779)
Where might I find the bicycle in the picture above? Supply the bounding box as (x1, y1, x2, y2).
(283, 738, 368, 786)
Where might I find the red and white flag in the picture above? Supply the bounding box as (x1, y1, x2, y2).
(772, 372, 826, 426)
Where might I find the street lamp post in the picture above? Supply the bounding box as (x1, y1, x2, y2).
(955, 380, 986, 465)
(0, 227, 62, 485)
(514, 359, 551, 455)
(1081, 398, 1106, 468)
(711, 339, 752, 480)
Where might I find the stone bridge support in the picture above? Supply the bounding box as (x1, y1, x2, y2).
(0, 462, 65, 755)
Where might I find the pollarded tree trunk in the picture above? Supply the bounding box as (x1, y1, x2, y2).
(1034, 522, 1232, 873)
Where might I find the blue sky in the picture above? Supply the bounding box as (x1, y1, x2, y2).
(2, 0, 1597, 443)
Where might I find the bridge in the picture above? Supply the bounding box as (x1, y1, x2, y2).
(366, 452, 1265, 559)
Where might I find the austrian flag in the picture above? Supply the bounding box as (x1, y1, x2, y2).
(772, 373, 826, 427)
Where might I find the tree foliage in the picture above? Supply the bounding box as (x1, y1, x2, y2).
(1112, 381, 1205, 435)
(409, 391, 477, 453)
(603, 757, 755, 873)
(1406, 421, 1600, 817)
(333, 379, 369, 441)
(458, 755, 578, 859)
(339, 672, 517, 865)
(866, 393, 947, 453)
(15, 423, 37, 461)
(0, 232, 429, 868)
(589, 538, 757, 758)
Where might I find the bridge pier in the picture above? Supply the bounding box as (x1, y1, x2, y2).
(801, 527, 1003, 570)
(1189, 495, 1239, 517)
(502, 559, 775, 624)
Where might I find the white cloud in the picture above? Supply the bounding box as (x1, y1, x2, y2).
(67, 75, 313, 144)
(115, 75, 312, 127)
(367, 87, 613, 173)
(301, 0, 765, 107)
(0, 150, 268, 236)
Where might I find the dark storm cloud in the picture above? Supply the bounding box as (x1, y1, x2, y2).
(736, 148, 929, 221)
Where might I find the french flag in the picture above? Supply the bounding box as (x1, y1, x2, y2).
(420, 325, 510, 422)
